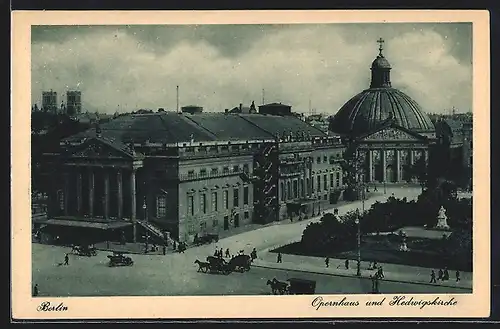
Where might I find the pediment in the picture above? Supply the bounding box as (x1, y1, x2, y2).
(361, 127, 424, 142)
(69, 139, 132, 159)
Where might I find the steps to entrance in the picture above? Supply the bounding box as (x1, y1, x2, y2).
(136, 220, 165, 241)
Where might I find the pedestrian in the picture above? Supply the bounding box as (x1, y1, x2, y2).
(277, 252, 282, 263)
(374, 276, 380, 293)
(378, 266, 384, 279)
(33, 284, 39, 297)
(225, 248, 231, 258)
(219, 248, 224, 258)
(374, 186, 378, 192)
(325, 257, 330, 268)
(438, 269, 443, 281)
(443, 267, 449, 281)
(64, 253, 69, 266)
(345, 259, 349, 270)
(162, 244, 166, 255)
(214, 248, 219, 257)
(456, 270, 461, 282)
(430, 270, 437, 283)
(370, 275, 376, 293)
(251, 248, 257, 260)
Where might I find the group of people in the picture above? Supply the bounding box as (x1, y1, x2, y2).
(430, 267, 460, 283)
(213, 247, 258, 260)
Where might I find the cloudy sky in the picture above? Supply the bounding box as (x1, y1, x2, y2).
(31, 23, 472, 115)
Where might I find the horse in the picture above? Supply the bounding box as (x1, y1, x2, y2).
(194, 260, 210, 273)
(266, 278, 289, 295)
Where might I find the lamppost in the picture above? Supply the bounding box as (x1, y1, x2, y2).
(355, 208, 361, 277)
(142, 199, 148, 252)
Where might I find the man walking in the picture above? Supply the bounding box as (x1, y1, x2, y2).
(64, 253, 69, 266)
(438, 268, 444, 281)
(430, 270, 437, 283)
(277, 252, 282, 263)
(443, 267, 449, 281)
(226, 248, 231, 258)
(345, 259, 349, 270)
(378, 266, 385, 279)
(325, 257, 330, 268)
(456, 270, 461, 282)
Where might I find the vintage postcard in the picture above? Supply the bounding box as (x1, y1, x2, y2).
(11, 10, 490, 320)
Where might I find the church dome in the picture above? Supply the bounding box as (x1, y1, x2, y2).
(329, 88, 435, 136)
(329, 38, 435, 137)
(371, 55, 391, 69)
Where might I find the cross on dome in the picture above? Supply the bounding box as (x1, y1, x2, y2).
(377, 37, 385, 56)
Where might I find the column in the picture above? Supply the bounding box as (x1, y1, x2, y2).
(381, 149, 387, 182)
(131, 169, 137, 242)
(368, 150, 373, 182)
(76, 170, 82, 214)
(63, 172, 69, 216)
(104, 170, 110, 219)
(396, 150, 401, 182)
(89, 170, 94, 217)
(117, 170, 123, 219)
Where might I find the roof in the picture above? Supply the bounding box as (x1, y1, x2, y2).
(371, 55, 391, 69)
(42, 218, 133, 229)
(239, 114, 326, 138)
(65, 113, 216, 144)
(182, 113, 272, 140)
(329, 88, 435, 137)
(259, 103, 291, 107)
(63, 112, 327, 145)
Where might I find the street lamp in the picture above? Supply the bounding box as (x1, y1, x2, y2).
(355, 208, 361, 277)
(142, 199, 148, 252)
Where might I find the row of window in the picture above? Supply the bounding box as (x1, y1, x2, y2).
(186, 186, 249, 216)
(186, 211, 251, 234)
(184, 143, 257, 154)
(315, 153, 342, 164)
(279, 172, 342, 201)
(187, 164, 250, 178)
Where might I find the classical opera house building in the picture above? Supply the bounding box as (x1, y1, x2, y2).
(329, 39, 437, 183)
(40, 109, 345, 244)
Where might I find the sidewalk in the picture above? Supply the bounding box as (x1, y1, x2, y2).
(252, 249, 472, 290)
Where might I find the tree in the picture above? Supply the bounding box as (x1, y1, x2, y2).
(341, 139, 364, 201)
(409, 156, 428, 191)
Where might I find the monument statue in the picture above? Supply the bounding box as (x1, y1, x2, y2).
(435, 205, 450, 230)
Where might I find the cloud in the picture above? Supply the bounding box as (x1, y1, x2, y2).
(31, 24, 472, 115)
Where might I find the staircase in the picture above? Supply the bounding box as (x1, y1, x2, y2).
(136, 220, 165, 242)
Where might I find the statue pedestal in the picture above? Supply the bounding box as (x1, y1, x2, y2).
(435, 217, 450, 230)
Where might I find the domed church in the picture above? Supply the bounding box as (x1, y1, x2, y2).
(329, 38, 437, 184)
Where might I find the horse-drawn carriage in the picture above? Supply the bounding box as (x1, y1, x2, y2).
(266, 277, 316, 295)
(193, 233, 219, 246)
(71, 244, 97, 257)
(107, 252, 134, 267)
(195, 254, 253, 275)
(287, 278, 316, 295)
